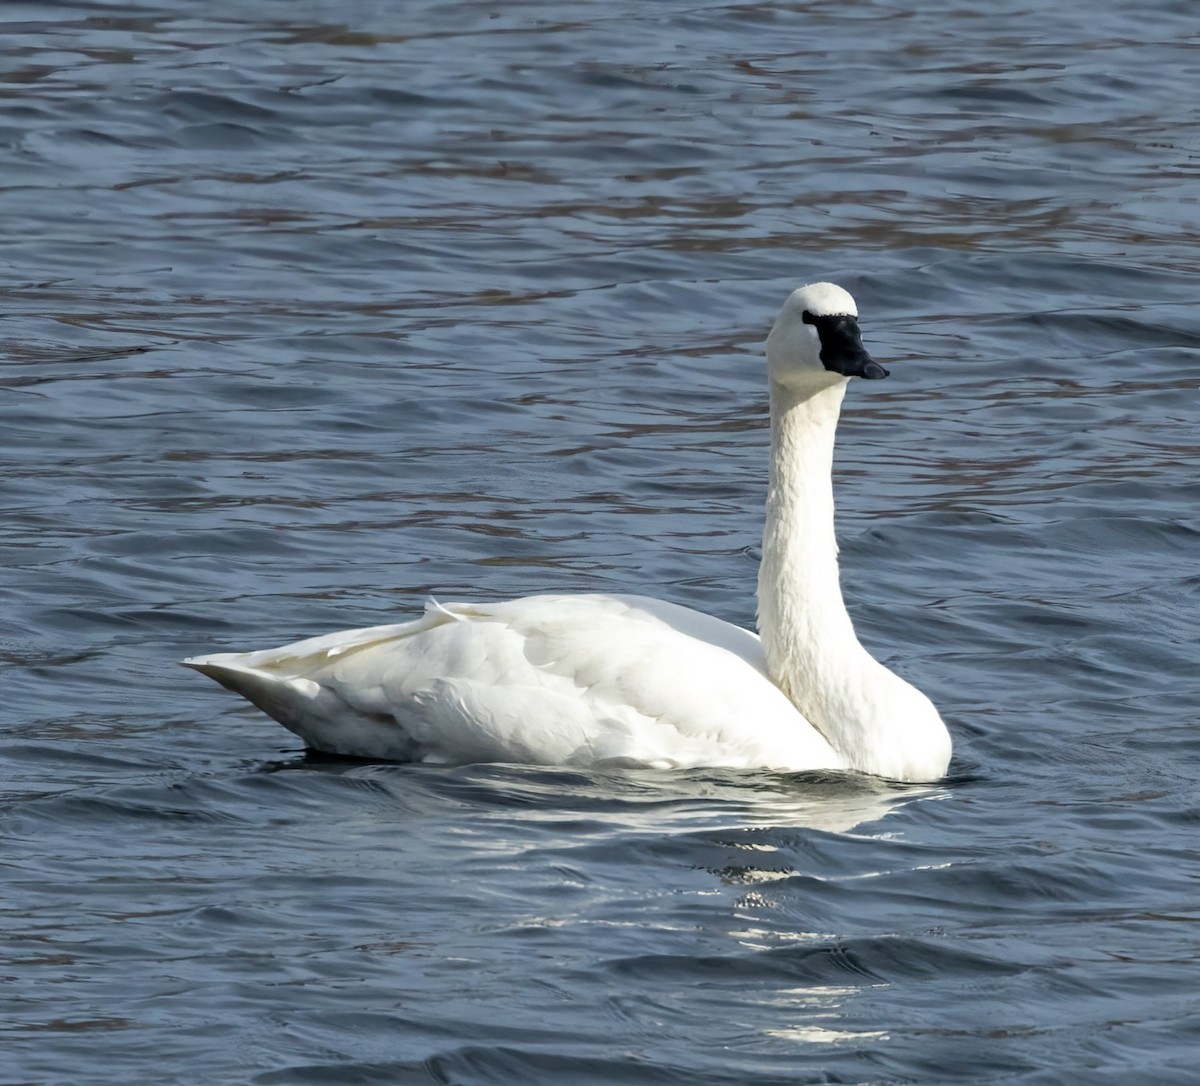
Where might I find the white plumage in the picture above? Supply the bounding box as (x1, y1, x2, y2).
(185, 283, 952, 781)
(188, 594, 844, 771)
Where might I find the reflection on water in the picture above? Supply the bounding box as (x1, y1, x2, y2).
(3, 0, 1199, 1082)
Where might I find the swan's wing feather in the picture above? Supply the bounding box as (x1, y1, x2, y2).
(188, 593, 845, 770)
(187, 592, 844, 772)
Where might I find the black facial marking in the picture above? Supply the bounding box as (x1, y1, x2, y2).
(801, 311, 889, 380)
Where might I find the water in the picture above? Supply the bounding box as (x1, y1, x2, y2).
(2, 1, 1198, 1082)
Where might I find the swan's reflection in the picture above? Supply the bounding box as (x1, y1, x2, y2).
(267, 753, 944, 837)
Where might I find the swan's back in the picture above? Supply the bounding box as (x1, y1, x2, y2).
(185, 594, 846, 771)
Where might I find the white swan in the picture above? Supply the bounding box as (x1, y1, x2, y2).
(184, 283, 951, 781)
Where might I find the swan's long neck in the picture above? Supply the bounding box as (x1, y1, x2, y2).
(756, 377, 950, 780)
(758, 377, 864, 702)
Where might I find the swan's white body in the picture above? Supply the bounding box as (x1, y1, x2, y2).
(185, 283, 952, 782)
(188, 594, 846, 771)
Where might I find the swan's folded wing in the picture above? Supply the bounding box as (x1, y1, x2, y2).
(301, 594, 846, 770)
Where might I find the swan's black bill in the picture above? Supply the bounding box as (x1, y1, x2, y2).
(802, 310, 890, 380)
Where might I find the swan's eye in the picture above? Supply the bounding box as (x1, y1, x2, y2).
(801, 310, 816, 325)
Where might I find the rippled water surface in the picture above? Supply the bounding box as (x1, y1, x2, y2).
(3, 2, 1199, 1082)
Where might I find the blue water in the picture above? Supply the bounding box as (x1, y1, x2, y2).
(2, 2, 1199, 1082)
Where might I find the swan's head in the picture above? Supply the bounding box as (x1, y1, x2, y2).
(766, 282, 889, 390)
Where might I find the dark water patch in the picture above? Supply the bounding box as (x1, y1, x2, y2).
(611, 933, 1026, 987)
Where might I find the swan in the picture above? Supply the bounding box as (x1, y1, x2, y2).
(184, 283, 952, 781)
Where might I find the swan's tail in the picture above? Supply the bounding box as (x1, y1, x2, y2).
(183, 603, 487, 759)
(183, 652, 324, 731)
(182, 650, 417, 760)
